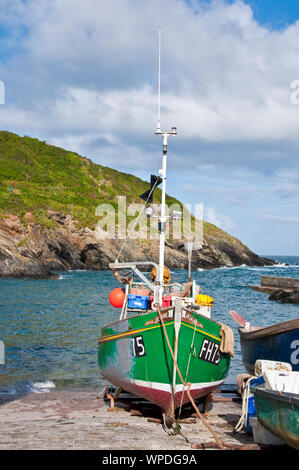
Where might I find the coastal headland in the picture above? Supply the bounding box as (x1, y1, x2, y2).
(0, 132, 274, 278)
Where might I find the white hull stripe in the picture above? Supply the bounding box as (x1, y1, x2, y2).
(126, 378, 224, 394)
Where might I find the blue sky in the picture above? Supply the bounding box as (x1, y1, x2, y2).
(199, 0, 299, 28)
(0, 0, 299, 256)
(239, 0, 299, 29)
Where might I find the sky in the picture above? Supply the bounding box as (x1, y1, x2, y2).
(0, 0, 299, 256)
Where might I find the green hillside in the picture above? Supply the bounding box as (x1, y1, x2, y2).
(0, 131, 187, 229)
(0, 131, 274, 274)
(0, 130, 234, 242)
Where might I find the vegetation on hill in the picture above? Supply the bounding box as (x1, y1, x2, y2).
(0, 130, 226, 238)
(0, 131, 187, 228)
(0, 131, 274, 277)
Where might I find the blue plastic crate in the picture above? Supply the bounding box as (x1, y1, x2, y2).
(128, 294, 149, 310)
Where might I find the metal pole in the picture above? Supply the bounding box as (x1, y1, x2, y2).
(158, 133, 168, 305)
(157, 26, 161, 133)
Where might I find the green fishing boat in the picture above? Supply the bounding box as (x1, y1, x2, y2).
(98, 29, 233, 426)
(98, 280, 231, 424)
(253, 385, 299, 449)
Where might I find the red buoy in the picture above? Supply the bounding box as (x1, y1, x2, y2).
(109, 288, 125, 308)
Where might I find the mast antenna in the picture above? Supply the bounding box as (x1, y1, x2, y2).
(154, 26, 177, 305)
(157, 25, 161, 133)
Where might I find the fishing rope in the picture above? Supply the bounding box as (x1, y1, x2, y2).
(234, 376, 256, 433)
(177, 319, 198, 420)
(115, 179, 160, 263)
(157, 306, 224, 450)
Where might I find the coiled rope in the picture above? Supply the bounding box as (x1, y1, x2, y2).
(234, 376, 255, 433)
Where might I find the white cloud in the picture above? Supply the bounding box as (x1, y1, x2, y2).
(1, 0, 299, 252)
(1, 0, 299, 152)
(274, 182, 299, 199)
(265, 215, 299, 223)
(204, 206, 235, 232)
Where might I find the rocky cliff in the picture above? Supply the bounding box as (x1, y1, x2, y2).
(0, 212, 274, 279)
(0, 131, 274, 278)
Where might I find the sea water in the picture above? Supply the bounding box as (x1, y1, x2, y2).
(0, 256, 298, 395)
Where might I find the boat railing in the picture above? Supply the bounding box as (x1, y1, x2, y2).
(109, 261, 159, 291)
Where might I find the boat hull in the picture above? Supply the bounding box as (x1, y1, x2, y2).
(98, 309, 230, 415)
(239, 319, 299, 374)
(253, 386, 299, 450)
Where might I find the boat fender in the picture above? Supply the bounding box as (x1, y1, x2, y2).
(109, 288, 125, 308)
(195, 294, 214, 307)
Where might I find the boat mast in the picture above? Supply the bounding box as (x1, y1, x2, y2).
(155, 27, 177, 305)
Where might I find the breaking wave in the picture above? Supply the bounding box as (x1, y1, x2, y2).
(29, 381, 56, 393)
(198, 262, 299, 272)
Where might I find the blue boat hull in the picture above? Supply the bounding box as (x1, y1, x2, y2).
(239, 319, 299, 374)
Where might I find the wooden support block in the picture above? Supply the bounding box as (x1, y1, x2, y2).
(192, 441, 261, 451)
(107, 406, 123, 412)
(130, 409, 143, 417)
(147, 417, 162, 424)
(192, 442, 219, 449)
(212, 396, 241, 403)
(179, 418, 197, 424)
(237, 444, 261, 450)
(213, 388, 239, 394)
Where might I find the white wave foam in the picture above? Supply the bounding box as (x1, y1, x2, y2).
(258, 263, 299, 268)
(272, 263, 298, 268)
(211, 264, 248, 271)
(198, 263, 299, 272)
(30, 381, 55, 393)
(67, 269, 86, 272)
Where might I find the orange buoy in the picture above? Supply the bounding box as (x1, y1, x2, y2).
(109, 288, 125, 308)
